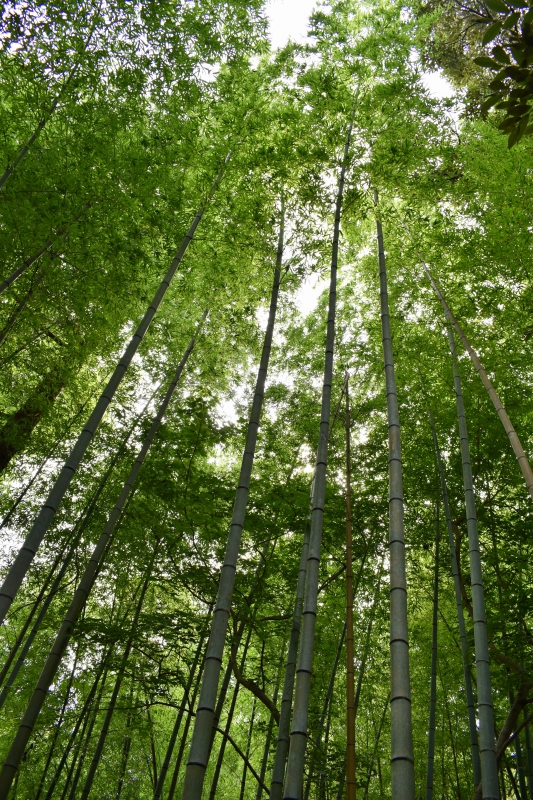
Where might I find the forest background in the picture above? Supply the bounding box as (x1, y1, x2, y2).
(0, 0, 531, 798)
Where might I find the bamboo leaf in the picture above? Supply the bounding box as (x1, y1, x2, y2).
(483, 21, 503, 43)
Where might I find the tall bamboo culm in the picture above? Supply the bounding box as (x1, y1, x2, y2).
(429, 410, 481, 786)
(0, 321, 202, 798)
(425, 501, 439, 800)
(448, 328, 500, 799)
(420, 261, 533, 502)
(282, 119, 353, 800)
(0, 156, 229, 624)
(374, 190, 415, 800)
(269, 502, 311, 800)
(345, 372, 356, 800)
(181, 208, 284, 800)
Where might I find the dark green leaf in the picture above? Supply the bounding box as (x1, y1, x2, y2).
(492, 45, 511, 63)
(485, 0, 510, 13)
(481, 94, 502, 113)
(483, 21, 503, 43)
(474, 56, 502, 69)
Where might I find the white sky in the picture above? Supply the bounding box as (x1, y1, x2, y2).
(265, 0, 454, 99)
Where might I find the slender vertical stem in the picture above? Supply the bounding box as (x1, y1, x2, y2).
(283, 116, 353, 800)
(80, 550, 157, 799)
(425, 500, 440, 800)
(182, 207, 284, 800)
(374, 190, 415, 800)
(345, 372, 356, 800)
(208, 629, 253, 799)
(256, 655, 283, 800)
(239, 697, 257, 800)
(448, 328, 499, 800)
(361, 696, 389, 800)
(0, 156, 229, 622)
(523, 705, 533, 800)
(0, 322, 202, 798)
(153, 631, 208, 799)
(419, 260, 533, 502)
(428, 409, 481, 786)
(270, 509, 311, 800)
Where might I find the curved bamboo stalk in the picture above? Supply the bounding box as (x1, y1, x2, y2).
(181, 206, 284, 800)
(375, 190, 415, 800)
(429, 410, 481, 786)
(448, 328, 500, 800)
(420, 262, 533, 502)
(0, 322, 202, 798)
(0, 156, 228, 623)
(425, 501, 440, 800)
(282, 116, 353, 800)
(0, 203, 90, 297)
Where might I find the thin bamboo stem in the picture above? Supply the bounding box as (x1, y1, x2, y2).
(283, 115, 353, 800)
(0, 323, 201, 798)
(345, 371, 356, 800)
(448, 328, 499, 800)
(375, 190, 414, 800)
(425, 500, 440, 800)
(181, 208, 283, 800)
(0, 155, 228, 622)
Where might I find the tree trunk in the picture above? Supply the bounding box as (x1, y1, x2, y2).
(375, 190, 415, 800)
(0, 362, 69, 474)
(420, 261, 533, 502)
(0, 322, 201, 798)
(115, 678, 135, 800)
(448, 328, 500, 800)
(182, 206, 283, 800)
(425, 501, 440, 800)
(0, 153, 228, 622)
(79, 549, 157, 799)
(523, 708, 533, 800)
(344, 372, 356, 800)
(283, 116, 353, 800)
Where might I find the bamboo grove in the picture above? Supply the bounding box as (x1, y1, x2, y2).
(0, 0, 532, 798)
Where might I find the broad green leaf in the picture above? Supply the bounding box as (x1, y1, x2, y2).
(483, 21, 503, 43)
(474, 56, 502, 69)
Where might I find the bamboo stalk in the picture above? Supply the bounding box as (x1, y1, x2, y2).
(283, 116, 353, 800)
(419, 261, 533, 502)
(181, 207, 283, 800)
(345, 372, 356, 800)
(375, 190, 415, 800)
(0, 155, 228, 622)
(425, 500, 440, 800)
(448, 328, 500, 800)
(429, 410, 481, 786)
(0, 321, 202, 798)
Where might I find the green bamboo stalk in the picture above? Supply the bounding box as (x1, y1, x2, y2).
(448, 328, 500, 800)
(255, 655, 283, 800)
(0, 203, 90, 297)
(362, 696, 389, 800)
(429, 411, 481, 787)
(166, 650, 205, 800)
(79, 550, 157, 799)
(523, 702, 533, 800)
(425, 501, 440, 800)
(0, 155, 228, 622)
(208, 628, 253, 800)
(344, 371, 356, 800)
(239, 696, 257, 800)
(181, 207, 284, 800)
(0, 322, 202, 798)
(375, 190, 415, 800)
(269, 501, 311, 800)
(283, 117, 353, 800)
(0, 385, 159, 709)
(420, 261, 533, 502)
(153, 629, 208, 799)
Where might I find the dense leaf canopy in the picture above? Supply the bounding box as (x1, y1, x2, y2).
(0, 0, 532, 798)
